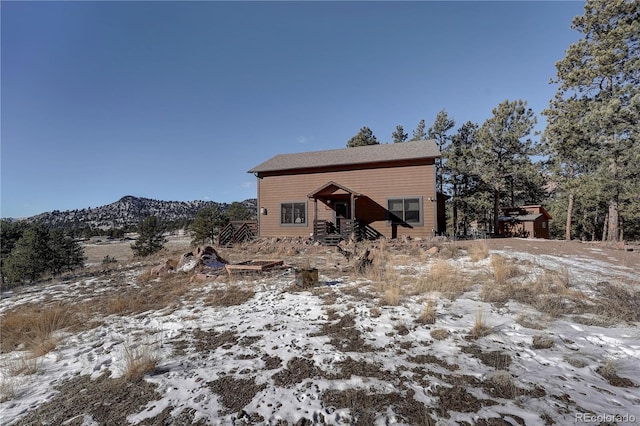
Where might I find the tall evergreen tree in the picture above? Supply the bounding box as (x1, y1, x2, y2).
(48, 228, 85, 275)
(131, 216, 166, 257)
(544, 0, 640, 242)
(428, 109, 456, 194)
(475, 99, 539, 234)
(391, 125, 408, 143)
(410, 119, 427, 141)
(346, 127, 379, 147)
(191, 205, 228, 245)
(445, 121, 481, 235)
(3, 224, 51, 283)
(226, 202, 253, 221)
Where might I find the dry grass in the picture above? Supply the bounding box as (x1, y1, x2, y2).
(468, 308, 492, 339)
(595, 281, 640, 323)
(417, 298, 437, 324)
(0, 377, 17, 403)
(532, 334, 554, 349)
(205, 284, 256, 307)
(121, 343, 159, 382)
(437, 243, 460, 259)
(490, 255, 521, 285)
(516, 314, 548, 330)
(0, 303, 80, 355)
(381, 284, 401, 306)
(430, 328, 449, 340)
(483, 266, 587, 318)
(413, 261, 470, 300)
(468, 242, 489, 262)
(5, 355, 40, 376)
(487, 371, 518, 399)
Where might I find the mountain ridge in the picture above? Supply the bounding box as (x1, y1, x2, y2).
(24, 195, 257, 230)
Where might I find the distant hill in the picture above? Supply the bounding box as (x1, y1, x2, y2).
(26, 196, 257, 231)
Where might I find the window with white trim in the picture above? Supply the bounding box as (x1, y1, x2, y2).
(387, 197, 423, 225)
(280, 202, 307, 225)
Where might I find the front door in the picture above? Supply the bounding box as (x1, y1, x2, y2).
(334, 201, 350, 233)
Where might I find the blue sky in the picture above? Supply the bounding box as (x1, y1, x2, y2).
(1, 1, 585, 219)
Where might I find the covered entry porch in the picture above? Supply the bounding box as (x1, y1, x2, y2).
(307, 181, 382, 245)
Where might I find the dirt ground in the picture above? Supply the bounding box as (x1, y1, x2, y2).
(461, 237, 640, 270)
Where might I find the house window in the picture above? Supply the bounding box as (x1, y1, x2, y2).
(387, 197, 423, 225)
(280, 202, 307, 225)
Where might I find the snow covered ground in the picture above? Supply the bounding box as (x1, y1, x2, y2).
(1, 238, 638, 425)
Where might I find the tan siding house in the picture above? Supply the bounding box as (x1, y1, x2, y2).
(248, 140, 443, 241)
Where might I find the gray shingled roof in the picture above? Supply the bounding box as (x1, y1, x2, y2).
(248, 139, 440, 173)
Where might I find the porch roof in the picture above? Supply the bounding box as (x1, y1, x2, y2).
(307, 181, 362, 199)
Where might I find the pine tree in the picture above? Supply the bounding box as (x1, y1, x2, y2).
(410, 119, 427, 141)
(544, 0, 640, 242)
(3, 224, 50, 283)
(346, 127, 379, 147)
(445, 121, 482, 236)
(48, 228, 85, 275)
(391, 125, 408, 143)
(190, 206, 228, 245)
(428, 109, 456, 194)
(131, 216, 166, 257)
(475, 99, 539, 234)
(226, 202, 252, 221)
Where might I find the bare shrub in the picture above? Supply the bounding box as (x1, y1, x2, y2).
(430, 328, 449, 340)
(121, 343, 159, 382)
(468, 308, 492, 340)
(532, 334, 554, 349)
(468, 242, 489, 262)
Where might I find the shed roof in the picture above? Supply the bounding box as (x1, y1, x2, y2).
(498, 214, 544, 222)
(248, 139, 440, 174)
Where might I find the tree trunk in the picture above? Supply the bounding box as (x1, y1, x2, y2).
(493, 189, 500, 236)
(452, 183, 459, 237)
(607, 199, 620, 242)
(565, 192, 574, 241)
(602, 212, 608, 242)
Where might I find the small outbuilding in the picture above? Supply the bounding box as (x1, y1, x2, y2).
(498, 205, 552, 239)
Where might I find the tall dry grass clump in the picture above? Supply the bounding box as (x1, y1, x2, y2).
(468, 308, 492, 339)
(121, 343, 159, 382)
(381, 283, 401, 306)
(413, 260, 470, 300)
(490, 255, 520, 284)
(468, 242, 489, 262)
(417, 298, 437, 324)
(0, 303, 79, 356)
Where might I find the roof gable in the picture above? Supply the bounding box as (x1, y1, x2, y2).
(248, 140, 440, 174)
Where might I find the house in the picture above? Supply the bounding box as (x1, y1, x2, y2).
(498, 205, 552, 239)
(247, 140, 444, 243)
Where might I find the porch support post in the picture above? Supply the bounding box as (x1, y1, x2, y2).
(312, 197, 318, 238)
